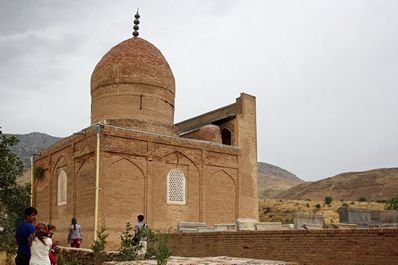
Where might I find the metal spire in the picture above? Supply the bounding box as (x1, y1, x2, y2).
(133, 9, 140, 37)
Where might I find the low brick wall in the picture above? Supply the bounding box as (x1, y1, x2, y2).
(168, 229, 398, 265)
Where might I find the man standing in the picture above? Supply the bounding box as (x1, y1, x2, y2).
(15, 207, 38, 265)
(134, 214, 147, 255)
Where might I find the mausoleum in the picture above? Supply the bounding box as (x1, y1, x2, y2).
(33, 13, 258, 249)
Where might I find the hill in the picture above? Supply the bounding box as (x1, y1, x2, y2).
(258, 162, 305, 198)
(9, 132, 62, 170)
(259, 198, 385, 224)
(276, 168, 398, 201)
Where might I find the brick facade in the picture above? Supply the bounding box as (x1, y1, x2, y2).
(168, 229, 398, 265)
(33, 34, 258, 249)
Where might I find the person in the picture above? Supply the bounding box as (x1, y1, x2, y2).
(15, 207, 38, 265)
(133, 214, 147, 255)
(47, 224, 58, 265)
(29, 223, 52, 265)
(67, 217, 82, 248)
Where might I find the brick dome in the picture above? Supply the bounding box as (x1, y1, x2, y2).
(90, 37, 176, 134)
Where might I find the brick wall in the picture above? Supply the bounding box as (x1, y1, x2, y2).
(168, 229, 398, 265)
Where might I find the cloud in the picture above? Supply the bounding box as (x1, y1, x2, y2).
(0, 0, 397, 180)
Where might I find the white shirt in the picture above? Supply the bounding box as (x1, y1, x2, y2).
(69, 224, 82, 239)
(30, 237, 52, 265)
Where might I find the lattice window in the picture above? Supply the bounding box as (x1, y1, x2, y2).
(167, 168, 186, 205)
(57, 170, 67, 206)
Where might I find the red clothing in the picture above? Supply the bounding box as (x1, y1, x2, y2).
(49, 251, 56, 265)
(70, 237, 81, 248)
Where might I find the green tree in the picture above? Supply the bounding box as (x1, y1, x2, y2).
(324, 196, 333, 206)
(0, 134, 31, 263)
(385, 195, 398, 210)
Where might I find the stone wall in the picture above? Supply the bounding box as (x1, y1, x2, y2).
(168, 229, 398, 265)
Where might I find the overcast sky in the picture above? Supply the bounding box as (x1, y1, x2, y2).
(1, 0, 397, 181)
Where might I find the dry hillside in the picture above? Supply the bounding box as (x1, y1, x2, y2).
(258, 162, 305, 198)
(259, 199, 386, 224)
(276, 168, 398, 201)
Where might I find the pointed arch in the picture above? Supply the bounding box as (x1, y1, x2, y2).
(204, 169, 237, 224)
(160, 150, 199, 171)
(51, 155, 67, 176)
(109, 157, 145, 177)
(57, 169, 67, 205)
(210, 169, 237, 187)
(103, 157, 145, 233)
(75, 157, 96, 237)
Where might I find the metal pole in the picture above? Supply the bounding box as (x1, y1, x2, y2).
(30, 156, 34, 206)
(94, 124, 102, 241)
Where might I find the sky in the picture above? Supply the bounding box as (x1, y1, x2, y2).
(0, 0, 397, 181)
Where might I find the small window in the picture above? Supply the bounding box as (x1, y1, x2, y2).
(167, 168, 186, 205)
(57, 170, 67, 206)
(221, 128, 232, 145)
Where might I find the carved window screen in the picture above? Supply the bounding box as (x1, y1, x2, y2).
(57, 170, 67, 206)
(167, 168, 186, 205)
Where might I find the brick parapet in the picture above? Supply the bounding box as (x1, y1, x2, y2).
(168, 229, 398, 265)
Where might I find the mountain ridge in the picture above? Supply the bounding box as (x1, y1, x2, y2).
(276, 167, 398, 200)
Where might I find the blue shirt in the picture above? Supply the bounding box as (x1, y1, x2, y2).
(15, 221, 35, 256)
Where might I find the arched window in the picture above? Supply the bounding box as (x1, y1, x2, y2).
(167, 168, 186, 205)
(57, 170, 67, 206)
(221, 128, 232, 145)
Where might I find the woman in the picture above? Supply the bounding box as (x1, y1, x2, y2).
(67, 217, 82, 248)
(30, 223, 52, 265)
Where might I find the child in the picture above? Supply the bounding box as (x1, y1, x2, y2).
(67, 218, 82, 248)
(47, 224, 58, 265)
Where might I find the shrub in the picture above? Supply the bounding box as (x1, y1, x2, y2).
(114, 222, 142, 261)
(145, 229, 172, 265)
(341, 202, 349, 207)
(385, 195, 398, 210)
(263, 207, 272, 214)
(33, 166, 44, 180)
(358, 197, 367, 202)
(91, 226, 108, 265)
(324, 196, 333, 206)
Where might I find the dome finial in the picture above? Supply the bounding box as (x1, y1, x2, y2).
(133, 9, 140, 37)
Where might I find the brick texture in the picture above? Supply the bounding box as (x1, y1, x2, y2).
(168, 229, 398, 265)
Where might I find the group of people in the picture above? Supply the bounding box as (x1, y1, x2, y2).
(15, 206, 147, 265)
(15, 207, 83, 265)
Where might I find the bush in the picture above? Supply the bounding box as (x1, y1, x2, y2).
(324, 196, 333, 206)
(145, 229, 172, 265)
(312, 203, 321, 213)
(114, 222, 142, 261)
(341, 202, 349, 207)
(91, 226, 108, 265)
(263, 207, 272, 214)
(385, 195, 398, 210)
(358, 197, 367, 202)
